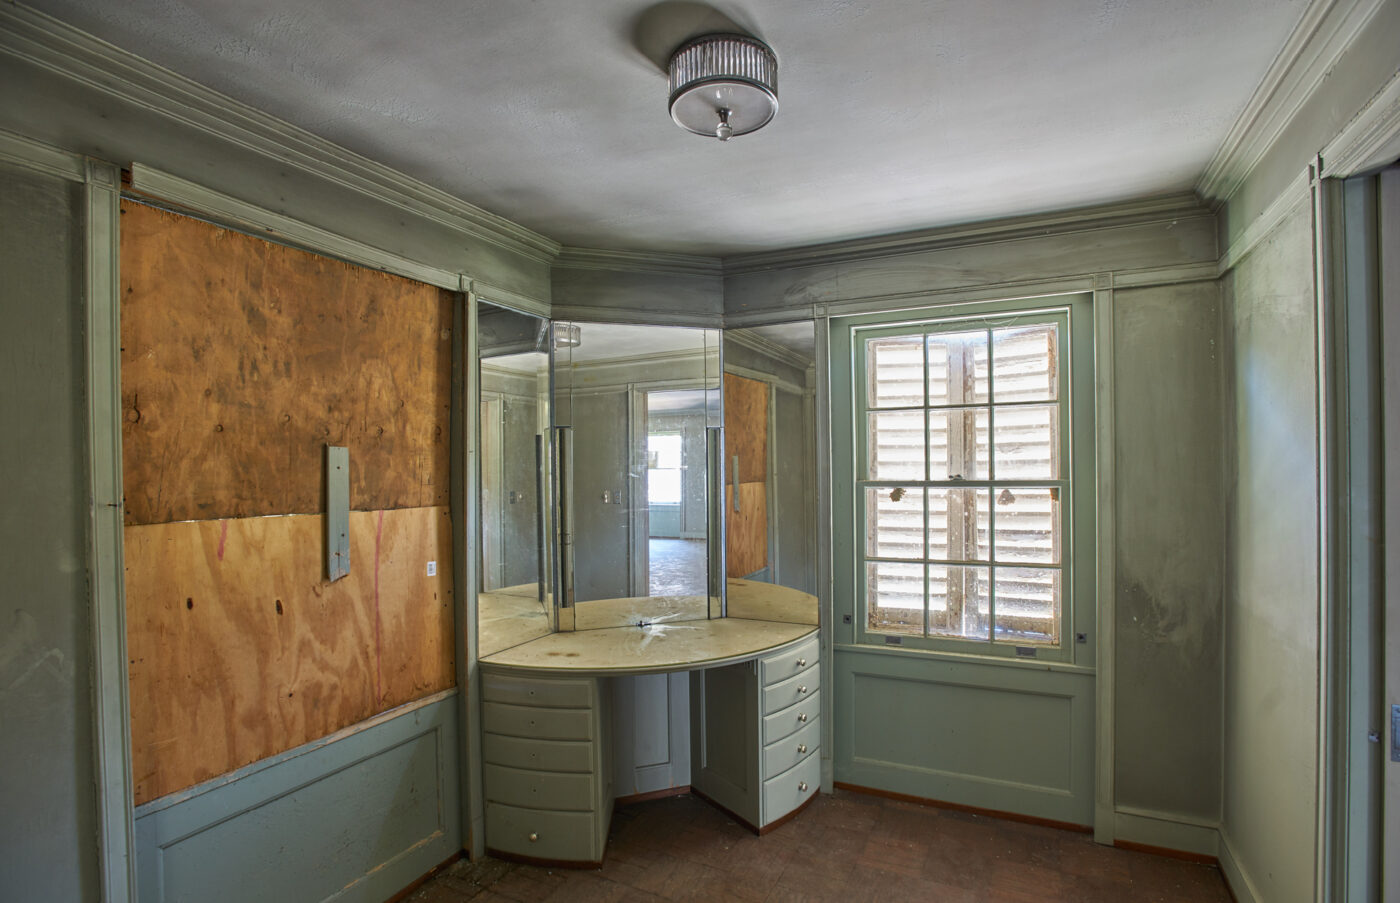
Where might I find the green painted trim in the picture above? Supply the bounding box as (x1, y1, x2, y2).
(461, 292, 486, 858)
(814, 319, 836, 793)
(1112, 807, 1219, 858)
(128, 165, 463, 291)
(1092, 285, 1116, 846)
(85, 157, 138, 903)
(0, 127, 86, 181)
(1218, 829, 1263, 903)
(833, 295, 1095, 665)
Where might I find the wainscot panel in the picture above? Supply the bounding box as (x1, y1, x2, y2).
(833, 648, 1094, 826)
(133, 691, 460, 903)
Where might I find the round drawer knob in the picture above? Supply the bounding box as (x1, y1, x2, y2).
(796, 658, 806, 667)
(797, 744, 807, 754)
(798, 685, 808, 694)
(528, 832, 539, 842)
(798, 712, 808, 723)
(798, 782, 809, 792)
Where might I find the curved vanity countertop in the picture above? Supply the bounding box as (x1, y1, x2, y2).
(478, 617, 818, 677)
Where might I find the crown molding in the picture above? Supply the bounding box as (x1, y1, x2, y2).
(0, 127, 86, 181)
(720, 192, 1212, 275)
(1320, 66, 1400, 177)
(0, 2, 561, 263)
(724, 328, 814, 372)
(127, 163, 463, 291)
(554, 247, 723, 278)
(1217, 166, 1313, 275)
(1196, 0, 1387, 204)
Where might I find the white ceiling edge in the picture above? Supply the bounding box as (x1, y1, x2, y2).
(4, 0, 1379, 270)
(0, 2, 561, 262)
(1196, 0, 1386, 204)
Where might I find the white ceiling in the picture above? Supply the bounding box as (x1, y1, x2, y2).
(28, 0, 1307, 256)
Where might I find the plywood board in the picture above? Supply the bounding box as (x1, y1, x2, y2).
(725, 482, 768, 578)
(723, 372, 769, 485)
(124, 507, 454, 804)
(119, 201, 453, 525)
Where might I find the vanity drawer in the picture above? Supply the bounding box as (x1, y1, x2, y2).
(483, 733, 595, 773)
(482, 673, 594, 708)
(484, 763, 596, 811)
(760, 634, 818, 687)
(762, 750, 820, 823)
(762, 717, 820, 780)
(762, 689, 820, 744)
(482, 702, 594, 741)
(761, 668, 819, 716)
(485, 802, 599, 863)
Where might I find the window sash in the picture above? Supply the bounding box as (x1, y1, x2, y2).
(853, 309, 1072, 654)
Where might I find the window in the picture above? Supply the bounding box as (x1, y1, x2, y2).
(840, 300, 1091, 660)
(647, 431, 684, 505)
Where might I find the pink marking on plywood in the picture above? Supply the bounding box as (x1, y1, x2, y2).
(374, 509, 384, 706)
(216, 520, 228, 561)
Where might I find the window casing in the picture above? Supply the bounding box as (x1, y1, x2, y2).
(839, 300, 1092, 662)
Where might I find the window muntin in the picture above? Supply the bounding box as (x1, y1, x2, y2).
(856, 312, 1070, 652)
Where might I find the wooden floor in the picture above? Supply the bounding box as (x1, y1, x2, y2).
(405, 789, 1232, 902)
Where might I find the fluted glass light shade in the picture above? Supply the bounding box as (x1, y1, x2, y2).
(667, 34, 778, 141)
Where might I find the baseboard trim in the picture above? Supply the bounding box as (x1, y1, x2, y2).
(1217, 831, 1262, 903)
(1112, 806, 1220, 859)
(615, 785, 691, 806)
(385, 851, 464, 903)
(833, 781, 1092, 834)
(1113, 839, 1217, 865)
(486, 848, 602, 870)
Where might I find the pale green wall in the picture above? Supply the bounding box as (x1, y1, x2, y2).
(1112, 282, 1224, 821)
(1220, 199, 1320, 903)
(0, 163, 99, 900)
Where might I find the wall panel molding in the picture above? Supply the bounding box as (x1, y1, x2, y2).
(133, 692, 460, 903)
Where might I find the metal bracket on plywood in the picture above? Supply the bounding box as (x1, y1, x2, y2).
(326, 445, 350, 581)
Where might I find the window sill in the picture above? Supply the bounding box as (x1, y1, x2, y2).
(832, 641, 1095, 675)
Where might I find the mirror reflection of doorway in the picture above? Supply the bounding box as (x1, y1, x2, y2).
(643, 388, 708, 597)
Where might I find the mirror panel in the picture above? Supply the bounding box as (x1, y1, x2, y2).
(722, 322, 820, 625)
(552, 322, 721, 629)
(478, 302, 553, 656)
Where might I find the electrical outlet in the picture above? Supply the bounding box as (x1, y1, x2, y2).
(425, 561, 437, 577)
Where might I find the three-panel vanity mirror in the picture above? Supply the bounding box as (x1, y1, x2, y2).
(477, 301, 818, 657)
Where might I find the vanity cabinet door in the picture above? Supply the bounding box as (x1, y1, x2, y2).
(689, 631, 821, 832)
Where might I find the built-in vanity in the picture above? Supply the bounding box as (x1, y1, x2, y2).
(476, 311, 821, 865)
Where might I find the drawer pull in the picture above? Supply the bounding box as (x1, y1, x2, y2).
(798, 685, 808, 694)
(528, 832, 539, 842)
(798, 712, 808, 723)
(796, 658, 807, 667)
(798, 781, 809, 792)
(797, 744, 807, 754)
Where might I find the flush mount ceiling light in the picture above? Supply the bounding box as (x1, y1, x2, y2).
(667, 34, 778, 141)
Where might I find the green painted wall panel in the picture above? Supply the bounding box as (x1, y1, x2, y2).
(833, 649, 1095, 825)
(1112, 283, 1224, 821)
(0, 162, 99, 901)
(134, 695, 461, 903)
(1221, 199, 1320, 902)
